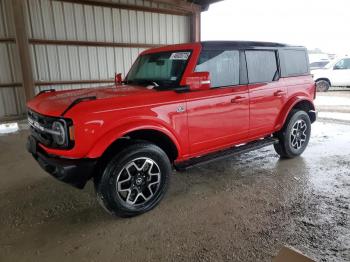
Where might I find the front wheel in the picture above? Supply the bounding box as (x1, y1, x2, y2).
(274, 110, 311, 158)
(95, 142, 171, 217)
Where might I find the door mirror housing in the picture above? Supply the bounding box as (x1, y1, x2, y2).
(185, 71, 211, 91)
(115, 73, 123, 85)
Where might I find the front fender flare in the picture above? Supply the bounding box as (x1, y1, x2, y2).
(86, 120, 182, 159)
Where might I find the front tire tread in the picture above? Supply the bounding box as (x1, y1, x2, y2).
(95, 142, 171, 217)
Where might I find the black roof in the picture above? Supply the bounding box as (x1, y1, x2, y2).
(200, 41, 305, 50)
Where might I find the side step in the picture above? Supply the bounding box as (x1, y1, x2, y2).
(175, 137, 279, 171)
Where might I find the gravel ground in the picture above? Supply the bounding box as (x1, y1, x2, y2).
(0, 121, 349, 262)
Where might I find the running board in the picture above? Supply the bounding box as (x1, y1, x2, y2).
(175, 137, 279, 171)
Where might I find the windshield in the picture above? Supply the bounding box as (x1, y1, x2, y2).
(125, 50, 191, 89)
(324, 58, 339, 69)
(324, 61, 334, 69)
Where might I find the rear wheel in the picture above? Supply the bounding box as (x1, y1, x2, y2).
(274, 110, 311, 158)
(316, 79, 330, 92)
(95, 142, 171, 217)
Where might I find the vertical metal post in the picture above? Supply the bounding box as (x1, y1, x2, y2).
(190, 11, 201, 42)
(12, 0, 35, 101)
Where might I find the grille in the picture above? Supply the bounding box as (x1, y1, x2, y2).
(27, 109, 56, 147)
(27, 109, 74, 149)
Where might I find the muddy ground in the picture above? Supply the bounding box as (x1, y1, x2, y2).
(0, 121, 349, 262)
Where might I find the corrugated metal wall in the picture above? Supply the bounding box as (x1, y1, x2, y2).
(0, 0, 191, 120)
(0, 0, 26, 118)
(26, 0, 190, 92)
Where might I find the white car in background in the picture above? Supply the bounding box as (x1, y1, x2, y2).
(312, 57, 350, 92)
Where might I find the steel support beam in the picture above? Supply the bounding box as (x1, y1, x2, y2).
(11, 0, 35, 101)
(57, 0, 192, 15)
(190, 11, 201, 42)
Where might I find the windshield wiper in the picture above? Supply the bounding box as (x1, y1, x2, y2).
(151, 81, 159, 87)
(123, 79, 134, 84)
(127, 79, 160, 87)
(125, 79, 178, 90)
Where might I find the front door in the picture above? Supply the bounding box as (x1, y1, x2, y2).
(186, 49, 249, 155)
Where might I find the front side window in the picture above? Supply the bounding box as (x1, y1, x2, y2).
(334, 58, 350, 69)
(245, 50, 278, 83)
(195, 50, 240, 88)
(126, 51, 191, 88)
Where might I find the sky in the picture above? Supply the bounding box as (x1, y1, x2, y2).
(201, 0, 350, 55)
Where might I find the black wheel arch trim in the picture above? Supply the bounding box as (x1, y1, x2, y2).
(275, 97, 316, 131)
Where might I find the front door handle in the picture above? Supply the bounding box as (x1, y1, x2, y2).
(274, 90, 287, 97)
(231, 96, 245, 103)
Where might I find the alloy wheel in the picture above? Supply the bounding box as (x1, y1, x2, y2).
(290, 119, 308, 150)
(116, 157, 161, 206)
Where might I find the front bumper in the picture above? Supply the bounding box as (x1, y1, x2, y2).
(26, 135, 97, 189)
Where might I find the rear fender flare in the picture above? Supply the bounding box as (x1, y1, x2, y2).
(274, 96, 315, 131)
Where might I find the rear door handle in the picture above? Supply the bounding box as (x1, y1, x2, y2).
(231, 96, 245, 103)
(274, 90, 287, 97)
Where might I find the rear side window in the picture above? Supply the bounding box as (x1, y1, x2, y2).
(280, 49, 309, 76)
(195, 50, 239, 88)
(245, 50, 278, 83)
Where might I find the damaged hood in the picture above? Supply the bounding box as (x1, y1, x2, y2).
(27, 85, 155, 117)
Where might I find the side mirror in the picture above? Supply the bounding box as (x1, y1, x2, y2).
(333, 65, 342, 70)
(185, 71, 211, 91)
(115, 73, 123, 85)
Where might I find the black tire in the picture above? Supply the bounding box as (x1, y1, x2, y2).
(316, 79, 330, 92)
(95, 142, 171, 217)
(274, 110, 311, 158)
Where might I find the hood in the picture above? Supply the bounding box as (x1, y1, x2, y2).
(27, 85, 154, 117)
(311, 68, 329, 73)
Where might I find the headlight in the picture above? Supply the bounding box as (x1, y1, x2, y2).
(52, 121, 66, 146)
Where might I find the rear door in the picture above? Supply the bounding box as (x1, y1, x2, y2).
(186, 49, 249, 155)
(246, 50, 286, 137)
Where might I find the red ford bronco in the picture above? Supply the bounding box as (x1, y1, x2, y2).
(27, 41, 316, 217)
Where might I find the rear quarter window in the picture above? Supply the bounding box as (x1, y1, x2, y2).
(280, 49, 309, 77)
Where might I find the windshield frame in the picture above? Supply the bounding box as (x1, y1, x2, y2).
(125, 49, 193, 90)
